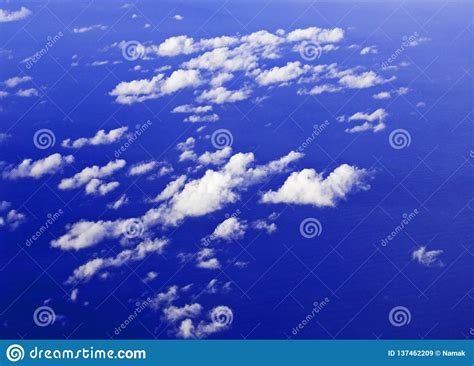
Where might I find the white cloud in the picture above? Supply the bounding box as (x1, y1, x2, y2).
(184, 114, 219, 123)
(54, 150, 303, 249)
(173, 14, 184, 21)
(197, 147, 232, 166)
(163, 303, 202, 323)
(172, 104, 212, 114)
(183, 46, 257, 72)
(67, 238, 168, 282)
(3, 153, 74, 179)
(5, 209, 26, 229)
(338, 71, 391, 89)
(4, 76, 31, 88)
(372, 91, 391, 99)
(70, 288, 79, 302)
(286, 26, 344, 43)
(62, 127, 128, 148)
(58, 159, 126, 190)
(252, 219, 277, 234)
(108, 194, 128, 210)
(212, 217, 247, 242)
(210, 72, 234, 87)
(110, 69, 201, 104)
(255, 61, 308, 86)
(345, 108, 388, 133)
(129, 161, 158, 176)
(261, 164, 370, 207)
(16, 88, 39, 97)
(196, 248, 220, 269)
(177, 305, 233, 339)
(154, 175, 187, 202)
(150, 286, 179, 310)
(412, 246, 443, 267)
(360, 46, 378, 55)
(85, 179, 119, 196)
(197, 86, 250, 104)
(0, 7, 32, 22)
(73, 24, 107, 33)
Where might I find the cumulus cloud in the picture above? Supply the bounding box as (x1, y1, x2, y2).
(286, 26, 344, 43)
(67, 238, 168, 282)
(58, 159, 126, 190)
(85, 179, 119, 196)
(212, 217, 247, 242)
(3, 153, 74, 179)
(197, 86, 251, 104)
(62, 127, 128, 148)
(173, 14, 184, 21)
(344, 108, 388, 133)
(338, 70, 391, 89)
(164, 303, 202, 323)
(255, 61, 309, 86)
(252, 219, 277, 234)
(16, 88, 39, 97)
(360, 46, 378, 55)
(412, 246, 444, 267)
(195, 248, 219, 269)
(128, 161, 158, 176)
(54, 150, 303, 250)
(261, 164, 370, 207)
(184, 114, 219, 123)
(108, 194, 128, 210)
(197, 147, 232, 166)
(110, 69, 202, 104)
(73, 24, 107, 33)
(0, 7, 32, 22)
(172, 104, 213, 114)
(4, 76, 32, 88)
(177, 305, 233, 339)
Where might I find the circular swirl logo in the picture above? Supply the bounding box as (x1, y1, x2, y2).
(211, 129, 233, 150)
(33, 306, 56, 327)
(122, 218, 145, 239)
(6, 344, 25, 362)
(389, 129, 411, 149)
(299, 41, 322, 61)
(299, 218, 322, 239)
(211, 306, 233, 326)
(389, 306, 411, 327)
(122, 40, 145, 61)
(33, 129, 56, 149)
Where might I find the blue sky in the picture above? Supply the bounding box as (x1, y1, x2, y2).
(0, 0, 472, 340)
